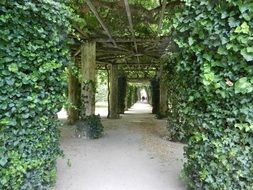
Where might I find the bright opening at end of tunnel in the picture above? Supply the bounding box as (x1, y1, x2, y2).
(57, 101, 153, 119)
(125, 102, 152, 115)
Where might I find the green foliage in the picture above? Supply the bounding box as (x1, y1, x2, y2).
(78, 115, 104, 139)
(170, 0, 253, 189)
(96, 70, 108, 102)
(126, 84, 138, 108)
(0, 1, 72, 189)
(163, 53, 192, 142)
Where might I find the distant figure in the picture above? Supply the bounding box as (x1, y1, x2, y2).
(141, 96, 145, 102)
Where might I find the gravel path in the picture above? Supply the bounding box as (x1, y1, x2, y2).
(55, 102, 186, 190)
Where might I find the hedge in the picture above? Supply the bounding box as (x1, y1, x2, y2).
(126, 85, 138, 108)
(170, 1, 253, 189)
(0, 1, 72, 189)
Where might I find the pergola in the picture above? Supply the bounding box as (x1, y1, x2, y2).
(68, 0, 181, 123)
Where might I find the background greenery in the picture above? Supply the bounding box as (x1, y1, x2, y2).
(0, 1, 72, 189)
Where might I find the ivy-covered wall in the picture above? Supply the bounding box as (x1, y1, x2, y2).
(171, 1, 253, 189)
(164, 53, 192, 142)
(126, 85, 138, 108)
(0, 1, 72, 189)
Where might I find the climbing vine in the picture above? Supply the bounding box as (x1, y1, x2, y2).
(170, 1, 253, 189)
(126, 84, 138, 108)
(163, 53, 192, 142)
(0, 1, 73, 189)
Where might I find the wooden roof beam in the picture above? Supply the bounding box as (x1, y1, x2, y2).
(86, 0, 117, 47)
(96, 61, 159, 66)
(123, 0, 138, 55)
(127, 78, 152, 83)
(73, 25, 88, 38)
(157, 0, 167, 35)
(95, 38, 165, 43)
(145, 0, 167, 51)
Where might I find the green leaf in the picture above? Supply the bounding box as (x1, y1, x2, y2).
(0, 118, 10, 125)
(240, 49, 253, 62)
(8, 63, 19, 73)
(217, 47, 227, 55)
(246, 47, 253, 53)
(234, 77, 253, 94)
(235, 123, 253, 132)
(235, 22, 250, 34)
(0, 156, 8, 166)
(6, 78, 15, 85)
(188, 37, 194, 46)
(241, 22, 250, 34)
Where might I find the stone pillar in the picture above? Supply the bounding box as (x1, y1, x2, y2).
(118, 75, 127, 114)
(124, 84, 128, 111)
(151, 78, 160, 114)
(159, 68, 168, 117)
(80, 42, 96, 117)
(67, 63, 81, 124)
(108, 64, 119, 119)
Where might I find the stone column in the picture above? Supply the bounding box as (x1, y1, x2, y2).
(108, 64, 119, 119)
(67, 63, 81, 124)
(80, 42, 96, 117)
(159, 68, 168, 117)
(151, 78, 160, 114)
(118, 75, 127, 114)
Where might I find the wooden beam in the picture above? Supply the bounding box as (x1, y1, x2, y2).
(95, 38, 163, 43)
(99, 43, 132, 53)
(145, 0, 167, 52)
(157, 0, 167, 35)
(123, 0, 138, 55)
(86, 0, 117, 46)
(122, 69, 157, 72)
(127, 78, 151, 83)
(74, 48, 81, 57)
(74, 25, 88, 38)
(96, 61, 159, 66)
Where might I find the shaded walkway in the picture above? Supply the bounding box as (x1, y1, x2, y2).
(56, 102, 186, 190)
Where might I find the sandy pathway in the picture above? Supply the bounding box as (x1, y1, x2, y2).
(55, 102, 186, 190)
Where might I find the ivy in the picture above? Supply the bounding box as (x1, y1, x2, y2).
(164, 53, 193, 142)
(126, 85, 138, 108)
(0, 1, 73, 189)
(76, 115, 104, 139)
(169, 0, 253, 189)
